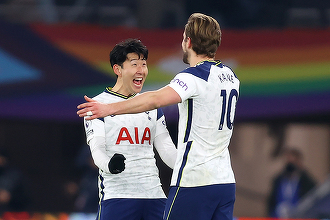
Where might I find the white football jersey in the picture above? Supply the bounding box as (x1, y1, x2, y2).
(168, 60, 239, 187)
(84, 88, 170, 200)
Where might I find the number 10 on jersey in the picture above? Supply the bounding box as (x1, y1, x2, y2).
(219, 89, 239, 130)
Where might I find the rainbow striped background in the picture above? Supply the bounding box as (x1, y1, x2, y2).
(1, 20, 329, 121)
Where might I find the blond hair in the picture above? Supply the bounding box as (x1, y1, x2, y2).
(184, 13, 221, 58)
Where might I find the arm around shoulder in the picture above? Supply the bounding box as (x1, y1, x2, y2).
(78, 86, 181, 119)
(109, 85, 181, 115)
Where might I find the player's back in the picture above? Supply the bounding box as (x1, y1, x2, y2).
(170, 60, 239, 187)
(193, 61, 239, 152)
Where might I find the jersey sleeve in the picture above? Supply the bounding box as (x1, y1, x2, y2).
(84, 116, 110, 173)
(168, 72, 197, 102)
(153, 108, 177, 169)
(154, 108, 168, 137)
(84, 116, 105, 143)
(153, 133, 177, 169)
(88, 136, 110, 173)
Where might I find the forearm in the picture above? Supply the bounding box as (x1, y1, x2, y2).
(77, 86, 181, 119)
(111, 90, 161, 115)
(88, 137, 110, 173)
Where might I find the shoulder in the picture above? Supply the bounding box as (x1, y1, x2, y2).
(92, 90, 108, 102)
(179, 62, 211, 81)
(146, 108, 164, 121)
(93, 88, 128, 103)
(179, 60, 227, 81)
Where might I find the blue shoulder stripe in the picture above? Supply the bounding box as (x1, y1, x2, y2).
(179, 60, 223, 81)
(179, 65, 210, 81)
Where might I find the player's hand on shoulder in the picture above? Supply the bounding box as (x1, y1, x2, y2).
(77, 95, 108, 120)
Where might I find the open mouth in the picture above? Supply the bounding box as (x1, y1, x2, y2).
(133, 77, 143, 86)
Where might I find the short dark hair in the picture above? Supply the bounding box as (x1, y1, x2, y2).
(109, 39, 148, 68)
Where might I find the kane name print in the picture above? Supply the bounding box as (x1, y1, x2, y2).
(218, 73, 234, 83)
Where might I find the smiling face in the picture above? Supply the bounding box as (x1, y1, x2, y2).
(114, 52, 148, 96)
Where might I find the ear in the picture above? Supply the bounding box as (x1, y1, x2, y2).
(186, 37, 192, 48)
(113, 64, 122, 77)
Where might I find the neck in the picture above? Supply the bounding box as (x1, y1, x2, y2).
(112, 81, 130, 97)
(112, 81, 122, 93)
(189, 54, 214, 67)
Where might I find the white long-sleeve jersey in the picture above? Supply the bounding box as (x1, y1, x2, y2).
(168, 60, 239, 187)
(84, 88, 177, 200)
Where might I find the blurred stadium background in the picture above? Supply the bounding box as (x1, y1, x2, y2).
(0, 0, 330, 219)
